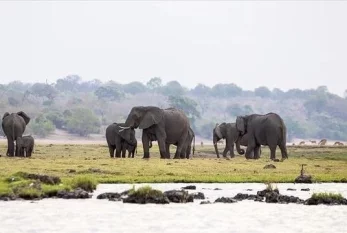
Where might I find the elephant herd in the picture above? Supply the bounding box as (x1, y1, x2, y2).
(1, 107, 288, 161)
(1, 111, 34, 157)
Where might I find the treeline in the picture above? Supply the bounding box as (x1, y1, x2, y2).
(1, 75, 347, 141)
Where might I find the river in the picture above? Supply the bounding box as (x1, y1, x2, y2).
(0, 183, 346, 233)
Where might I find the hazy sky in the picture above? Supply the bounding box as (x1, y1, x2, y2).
(0, 1, 346, 95)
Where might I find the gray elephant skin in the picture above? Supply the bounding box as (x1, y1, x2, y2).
(2, 111, 30, 157)
(236, 112, 288, 160)
(166, 126, 195, 159)
(213, 122, 259, 158)
(122, 106, 190, 159)
(122, 139, 137, 158)
(16, 135, 35, 157)
(105, 123, 137, 158)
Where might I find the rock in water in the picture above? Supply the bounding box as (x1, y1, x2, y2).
(214, 197, 237, 203)
(295, 175, 313, 183)
(190, 192, 205, 200)
(97, 192, 121, 200)
(164, 190, 194, 203)
(181, 185, 196, 190)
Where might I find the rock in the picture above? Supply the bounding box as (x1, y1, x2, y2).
(214, 188, 222, 190)
(257, 188, 279, 197)
(200, 201, 212, 205)
(287, 188, 296, 191)
(305, 197, 347, 205)
(273, 159, 280, 162)
(265, 191, 304, 204)
(68, 169, 76, 173)
(181, 185, 196, 190)
(233, 193, 262, 201)
(123, 190, 170, 204)
(88, 168, 101, 173)
(246, 189, 253, 191)
(190, 192, 205, 200)
(294, 175, 312, 183)
(263, 164, 276, 169)
(22, 173, 61, 185)
(164, 190, 193, 203)
(301, 188, 310, 191)
(120, 189, 131, 196)
(214, 197, 237, 203)
(97, 192, 121, 200)
(57, 188, 92, 199)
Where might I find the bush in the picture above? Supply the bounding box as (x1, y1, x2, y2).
(311, 192, 344, 201)
(69, 176, 97, 192)
(29, 115, 55, 137)
(129, 185, 163, 198)
(65, 108, 101, 136)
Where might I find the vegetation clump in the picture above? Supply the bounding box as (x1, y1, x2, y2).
(305, 192, 347, 205)
(68, 176, 97, 192)
(123, 185, 169, 204)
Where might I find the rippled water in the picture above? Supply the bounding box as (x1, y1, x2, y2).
(1, 183, 346, 233)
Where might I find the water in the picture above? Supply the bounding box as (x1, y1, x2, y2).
(0, 183, 346, 233)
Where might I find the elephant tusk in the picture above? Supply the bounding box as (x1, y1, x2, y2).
(118, 126, 130, 130)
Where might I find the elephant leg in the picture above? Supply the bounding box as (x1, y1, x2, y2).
(228, 142, 235, 158)
(222, 145, 229, 158)
(253, 146, 261, 159)
(269, 145, 277, 160)
(108, 146, 115, 158)
(279, 143, 288, 160)
(7, 139, 15, 157)
(157, 139, 167, 159)
(173, 137, 186, 159)
(165, 143, 171, 159)
(186, 145, 191, 159)
(121, 147, 126, 158)
(245, 145, 255, 159)
(142, 131, 151, 159)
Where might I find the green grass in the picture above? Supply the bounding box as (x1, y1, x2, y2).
(311, 192, 344, 201)
(128, 185, 163, 198)
(0, 143, 346, 189)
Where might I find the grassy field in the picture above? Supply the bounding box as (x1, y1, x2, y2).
(1, 142, 347, 186)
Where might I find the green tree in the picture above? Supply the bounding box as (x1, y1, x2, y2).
(191, 84, 211, 96)
(29, 114, 56, 137)
(55, 75, 82, 92)
(65, 108, 101, 136)
(123, 82, 147, 94)
(226, 104, 253, 117)
(146, 77, 162, 90)
(94, 86, 124, 101)
(30, 83, 58, 100)
(168, 95, 200, 125)
(254, 86, 272, 98)
(211, 83, 242, 97)
(161, 81, 186, 96)
(44, 111, 66, 129)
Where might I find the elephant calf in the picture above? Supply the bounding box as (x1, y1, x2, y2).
(122, 139, 137, 158)
(16, 135, 35, 157)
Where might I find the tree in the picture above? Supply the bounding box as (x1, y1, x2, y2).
(161, 81, 186, 96)
(226, 104, 253, 117)
(55, 75, 82, 92)
(78, 79, 102, 92)
(254, 86, 271, 98)
(29, 114, 56, 137)
(65, 108, 101, 136)
(168, 95, 200, 125)
(94, 86, 124, 101)
(211, 83, 242, 97)
(191, 84, 211, 96)
(44, 111, 66, 129)
(30, 83, 58, 100)
(146, 77, 162, 90)
(123, 82, 147, 94)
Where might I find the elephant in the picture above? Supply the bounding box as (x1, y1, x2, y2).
(16, 135, 35, 157)
(121, 106, 190, 159)
(2, 111, 30, 157)
(213, 122, 260, 158)
(122, 139, 137, 158)
(235, 112, 288, 160)
(105, 123, 137, 158)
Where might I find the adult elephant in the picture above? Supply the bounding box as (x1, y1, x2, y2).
(213, 123, 258, 158)
(235, 113, 288, 160)
(2, 111, 30, 157)
(121, 106, 189, 159)
(105, 123, 137, 158)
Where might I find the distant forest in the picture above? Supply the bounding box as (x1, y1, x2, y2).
(1, 75, 347, 142)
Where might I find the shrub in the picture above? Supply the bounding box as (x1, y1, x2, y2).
(128, 185, 163, 198)
(69, 176, 97, 192)
(65, 108, 101, 136)
(311, 192, 344, 201)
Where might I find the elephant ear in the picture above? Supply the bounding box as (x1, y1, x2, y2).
(17, 111, 30, 125)
(139, 107, 163, 129)
(2, 112, 10, 120)
(236, 116, 245, 134)
(214, 124, 223, 139)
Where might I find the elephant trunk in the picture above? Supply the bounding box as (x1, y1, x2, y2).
(235, 136, 245, 155)
(213, 135, 220, 158)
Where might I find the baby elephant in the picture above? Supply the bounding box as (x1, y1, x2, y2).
(122, 140, 137, 158)
(16, 135, 35, 157)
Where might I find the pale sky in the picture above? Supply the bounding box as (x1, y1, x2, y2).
(0, 1, 346, 95)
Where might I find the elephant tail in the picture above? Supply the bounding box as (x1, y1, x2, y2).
(192, 134, 195, 156)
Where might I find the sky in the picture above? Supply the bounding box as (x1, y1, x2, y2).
(0, 1, 346, 96)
